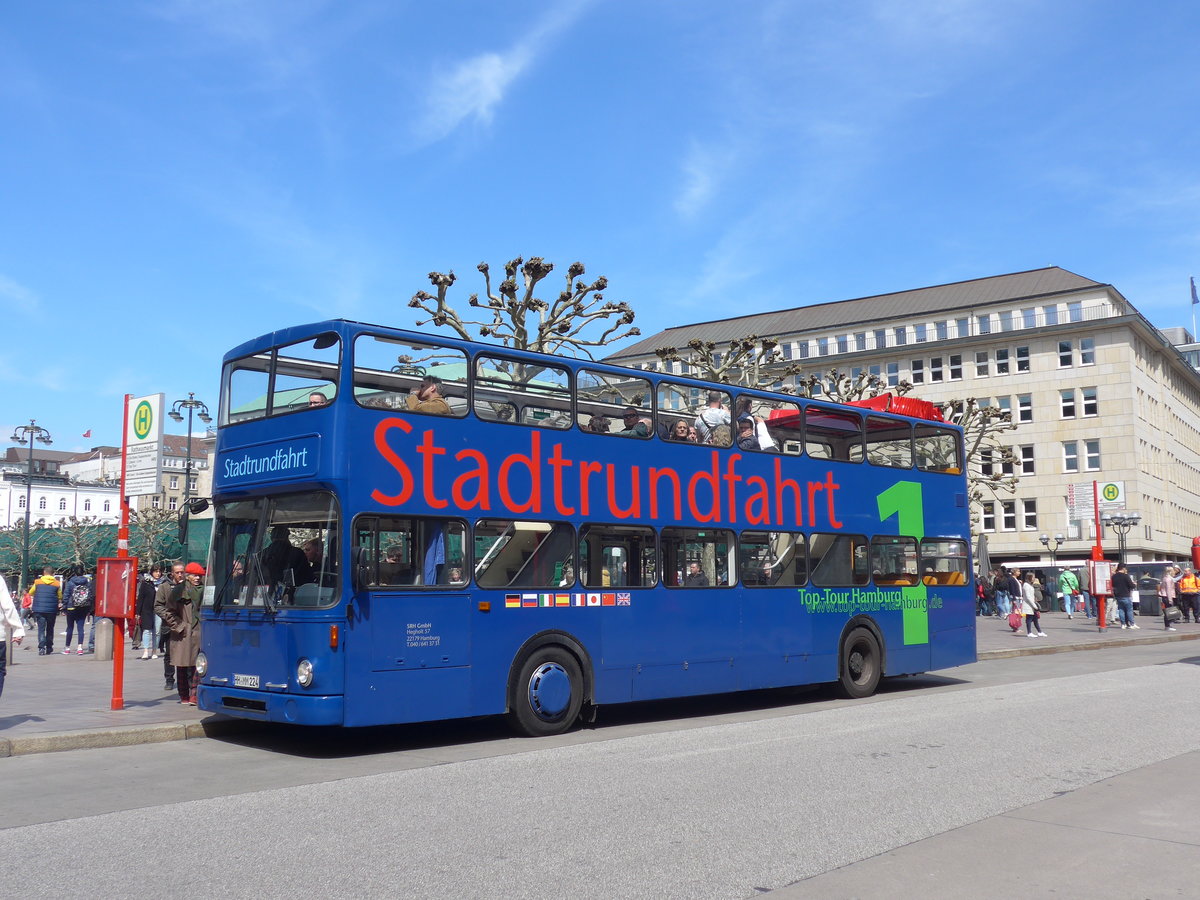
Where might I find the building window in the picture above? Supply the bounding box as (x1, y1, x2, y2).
(955, 317, 970, 338)
(1082, 387, 1098, 416)
(978, 314, 992, 334)
(1002, 501, 1016, 530)
(874, 329, 887, 349)
(818, 337, 829, 356)
(1085, 439, 1101, 471)
(797, 341, 810, 359)
(103, 500, 111, 512)
(854, 332, 867, 351)
(949, 355, 962, 380)
(1017, 394, 1032, 423)
(1019, 445, 1035, 474)
(930, 357, 943, 382)
(189, 477, 197, 492)
(1059, 340, 1072, 367)
(980, 449, 994, 476)
(975, 350, 989, 377)
(38, 497, 46, 510)
(1022, 308, 1037, 329)
(169, 476, 179, 490)
(83, 499, 91, 511)
(1023, 499, 1038, 529)
(836, 334, 849, 354)
(17, 496, 25, 509)
(999, 310, 1014, 332)
(152, 496, 161, 509)
(911, 360, 925, 384)
(982, 502, 995, 532)
(1016, 346, 1030, 372)
(935, 321, 948, 341)
(886, 362, 899, 387)
(995, 396, 1012, 416)
(168, 497, 178, 511)
(995, 349, 1010, 374)
(58, 498, 67, 511)
(1068, 301, 1083, 322)
(1063, 441, 1079, 472)
(1043, 304, 1059, 325)
(894, 327, 907, 346)
(1060, 389, 1076, 418)
(1080, 337, 1095, 365)
(915, 323, 927, 343)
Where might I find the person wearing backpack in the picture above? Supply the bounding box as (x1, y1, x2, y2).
(61, 565, 93, 655)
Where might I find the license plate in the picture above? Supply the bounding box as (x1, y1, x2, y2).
(233, 674, 260, 688)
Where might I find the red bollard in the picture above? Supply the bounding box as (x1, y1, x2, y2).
(1096, 594, 1107, 632)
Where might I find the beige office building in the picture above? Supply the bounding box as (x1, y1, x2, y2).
(608, 267, 1200, 568)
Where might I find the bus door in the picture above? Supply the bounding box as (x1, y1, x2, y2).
(737, 530, 812, 689)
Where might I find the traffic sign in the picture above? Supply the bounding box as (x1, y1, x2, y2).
(124, 393, 163, 496)
(1068, 481, 1126, 518)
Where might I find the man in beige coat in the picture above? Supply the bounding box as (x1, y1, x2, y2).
(156, 562, 204, 704)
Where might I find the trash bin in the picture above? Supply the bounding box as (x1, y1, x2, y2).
(1138, 591, 1160, 617)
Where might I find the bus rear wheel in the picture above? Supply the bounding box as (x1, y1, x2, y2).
(837, 627, 881, 699)
(508, 646, 584, 737)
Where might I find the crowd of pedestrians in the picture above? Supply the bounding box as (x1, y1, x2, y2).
(1, 562, 206, 706)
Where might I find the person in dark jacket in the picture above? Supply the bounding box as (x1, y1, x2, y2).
(61, 566, 92, 655)
(29, 567, 62, 655)
(155, 563, 184, 690)
(135, 566, 161, 659)
(1111, 563, 1137, 629)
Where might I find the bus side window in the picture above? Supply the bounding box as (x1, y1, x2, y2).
(866, 415, 913, 469)
(915, 424, 962, 474)
(805, 407, 864, 463)
(352, 334, 468, 416)
(578, 524, 658, 588)
(809, 533, 870, 586)
(363, 517, 468, 587)
(577, 368, 653, 439)
(474, 354, 571, 429)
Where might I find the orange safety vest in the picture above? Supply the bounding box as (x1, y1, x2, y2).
(1180, 574, 1200, 595)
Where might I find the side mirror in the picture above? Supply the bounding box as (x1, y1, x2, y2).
(352, 546, 371, 593)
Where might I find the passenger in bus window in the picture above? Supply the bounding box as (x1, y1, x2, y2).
(406, 375, 451, 416)
(447, 567, 464, 585)
(261, 526, 315, 594)
(587, 415, 611, 434)
(668, 420, 695, 442)
(302, 538, 323, 569)
(559, 564, 575, 587)
(693, 391, 730, 443)
(618, 407, 649, 437)
(308, 391, 329, 408)
(684, 562, 709, 587)
(736, 416, 758, 450)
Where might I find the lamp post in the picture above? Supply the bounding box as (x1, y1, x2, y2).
(1101, 513, 1141, 566)
(168, 393, 211, 508)
(8, 420, 53, 597)
(1038, 533, 1065, 570)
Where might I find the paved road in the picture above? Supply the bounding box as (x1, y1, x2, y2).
(3, 642, 1198, 899)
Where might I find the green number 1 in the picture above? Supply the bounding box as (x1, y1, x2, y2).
(877, 482, 929, 645)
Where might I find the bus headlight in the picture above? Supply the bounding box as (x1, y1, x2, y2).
(296, 658, 314, 688)
(196, 651, 208, 677)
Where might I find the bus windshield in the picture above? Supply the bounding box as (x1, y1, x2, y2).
(205, 492, 340, 610)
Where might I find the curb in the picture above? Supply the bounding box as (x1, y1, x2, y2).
(0, 715, 264, 759)
(978, 630, 1200, 660)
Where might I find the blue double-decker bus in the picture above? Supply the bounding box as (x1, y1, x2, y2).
(195, 320, 976, 735)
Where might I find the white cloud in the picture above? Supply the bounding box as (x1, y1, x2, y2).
(674, 142, 740, 220)
(0, 273, 40, 315)
(414, 0, 591, 144)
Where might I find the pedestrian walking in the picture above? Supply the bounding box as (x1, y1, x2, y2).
(135, 566, 160, 659)
(1, 573, 26, 700)
(61, 566, 93, 655)
(1159, 565, 1182, 632)
(154, 563, 184, 691)
(1111, 563, 1138, 629)
(156, 562, 204, 704)
(993, 566, 1011, 617)
(1177, 567, 1199, 624)
(28, 566, 61, 655)
(1078, 566, 1095, 619)
(1021, 571, 1046, 637)
(1058, 567, 1080, 619)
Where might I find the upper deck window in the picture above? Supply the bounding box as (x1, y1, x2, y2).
(222, 332, 341, 425)
(657, 383, 732, 447)
(805, 406, 864, 463)
(353, 334, 468, 416)
(865, 415, 913, 469)
(474, 354, 571, 428)
(577, 368, 652, 438)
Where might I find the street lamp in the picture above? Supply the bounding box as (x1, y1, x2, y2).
(1038, 533, 1065, 570)
(1101, 513, 1141, 566)
(168, 393, 211, 507)
(8, 420, 52, 596)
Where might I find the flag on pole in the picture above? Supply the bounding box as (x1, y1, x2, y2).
(1191, 276, 1198, 305)
(82, 429, 92, 438)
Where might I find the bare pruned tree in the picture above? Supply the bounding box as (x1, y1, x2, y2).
(54, 516, 107, 569)
(654, 335, 804, 391)
(939, 398, 1020, 525)
(794, 368, 914, 403)
(129, 507, 183, 570)
(409, 256, 639, 360)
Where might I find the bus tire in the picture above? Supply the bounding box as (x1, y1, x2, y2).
(507, 646, 584, 737)
(837, 627, 881, 699)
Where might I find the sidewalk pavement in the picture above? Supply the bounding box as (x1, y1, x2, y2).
(3, 611, 1199, 758)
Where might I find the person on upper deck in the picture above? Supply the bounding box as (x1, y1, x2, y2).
(406, 376, 452, 415)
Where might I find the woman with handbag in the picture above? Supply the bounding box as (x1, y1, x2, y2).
(1159, 566, 1182, 632)
(1021, 571, 1046, 637)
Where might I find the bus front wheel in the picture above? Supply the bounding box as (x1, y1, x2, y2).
(508, 646, 584, 737)
(837, 627, 881, 699)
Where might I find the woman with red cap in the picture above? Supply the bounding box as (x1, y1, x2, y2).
(156, 562, 204, 704)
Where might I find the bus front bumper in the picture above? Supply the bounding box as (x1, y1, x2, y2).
(198, 685, 343, 725)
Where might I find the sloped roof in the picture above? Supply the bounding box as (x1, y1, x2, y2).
(608, 266, 1106, 360)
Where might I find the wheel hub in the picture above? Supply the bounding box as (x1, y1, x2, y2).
(528, 662, 571, 720)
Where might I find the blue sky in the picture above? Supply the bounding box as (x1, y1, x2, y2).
(3, 0, 1199, 453)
